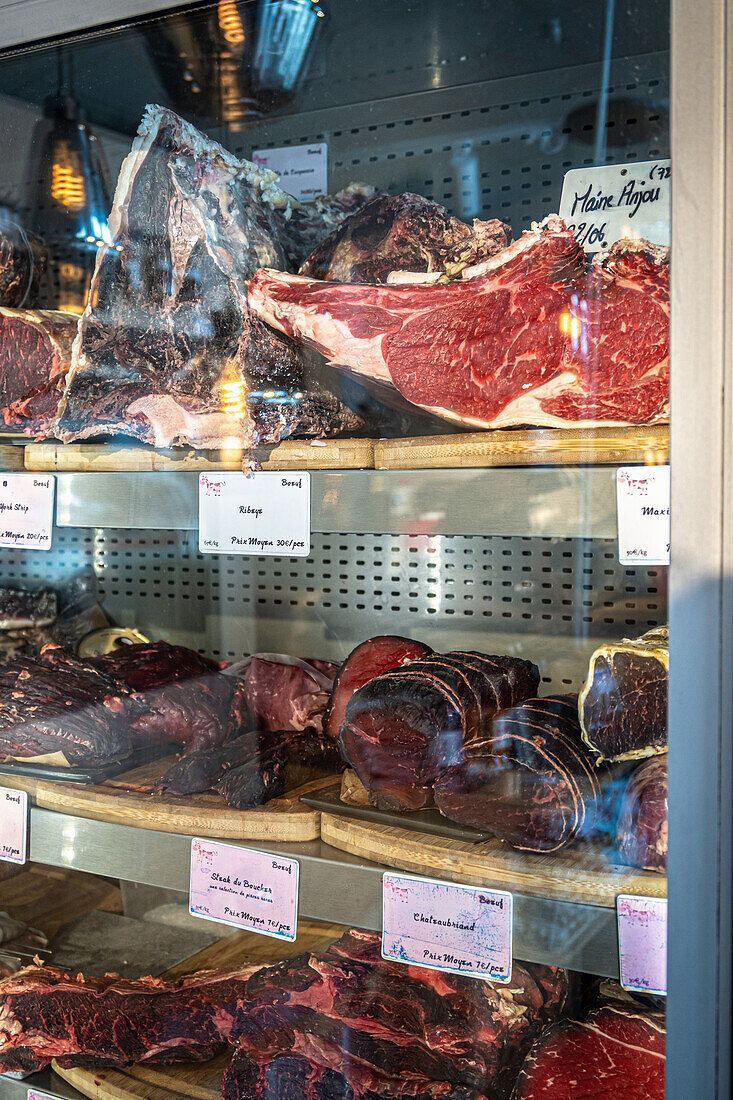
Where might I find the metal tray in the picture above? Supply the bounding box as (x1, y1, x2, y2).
(300, 782, 493, 843)
(0, 743, 174, 785)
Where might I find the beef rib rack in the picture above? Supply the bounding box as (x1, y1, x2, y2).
(248, 215, 669, 430)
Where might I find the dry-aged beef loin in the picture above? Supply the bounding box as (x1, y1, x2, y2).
(0, 308, 76, 435)
(0, 586, 57, 630)
(616, 755, 668, 873)
(325, 635, 434, 741)
(55, 105, 362, 449)
(512, 998, 665, 1099)
(243, 654, 338, 735)
(579, 626, 668, 762)
(299, 192, 511, 285)
(0, 645, 131, 765)
(339, 651, 539, 811)
(434, 695, 609, 853)
(248, 216, 669, 430)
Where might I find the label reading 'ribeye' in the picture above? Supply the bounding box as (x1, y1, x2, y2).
(616, 465, 670, 566)
(0, 474, 54, 550)
(559, 159, 670, 252)
(0, 787, 28, 864)
(382, 872, 513, 982)
(252, 143, 328, 202)
(617, 894, 667, 996)
(198, 471, 310, 557)
(189, 838, 298, 941)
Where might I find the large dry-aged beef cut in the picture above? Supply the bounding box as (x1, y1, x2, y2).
(243, 654, 338, 735)
(512, 997, 665, 1099)
(325, 635, 434, 741)
(0, 586, 57, 630)
(338, 650, 539, 810)
(579, 626, 668, 762)
(276, 183, 378, 270)
(299, 192, 511, 285)
(433, 695, 609, 852)
(0, 645, 131, 766)
(616, 754, 668, 872)
(248, 216, 669, 430)
(54, 105, 363, 449)
(0, 308, 76, 435)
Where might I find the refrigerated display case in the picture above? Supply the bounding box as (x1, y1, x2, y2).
(0, 1, 730, 1097)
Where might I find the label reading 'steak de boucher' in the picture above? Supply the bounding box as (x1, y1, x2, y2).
(0, 786, 28, 864)
(199, 471, 311, 557)
(382, 872, 513, 982)
(189, 838, 298, 941)
(0, 474, 54, 550)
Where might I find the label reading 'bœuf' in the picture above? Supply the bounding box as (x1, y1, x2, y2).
(0, 787, 28, 864)
(559, 159, 670, 252)
(382, 872, 513, 982)
(198, 471, 311, 557)
(0, 474, 54, 550)
(617, 894, 667, 996)
(616, 465, 670, 566)
(189, 838, 298, 941)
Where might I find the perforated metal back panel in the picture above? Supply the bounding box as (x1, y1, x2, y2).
(0, 528, 665, 691)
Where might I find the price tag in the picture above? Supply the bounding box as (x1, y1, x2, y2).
(27, 1090, 61, 1099)
(617, 894, 667, 996)
(382, 872, 513, 982)
(199, 471, 310, 557)
(559, 159, 670, 252)
(252, 142, 327, 202)
(616, 465, 670, 565)
(0, 474, 54, 550)
(0, 787, 28, 864)
(189, 838, 298, 941)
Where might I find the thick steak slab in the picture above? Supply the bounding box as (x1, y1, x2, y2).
(0, 307, 76, 436)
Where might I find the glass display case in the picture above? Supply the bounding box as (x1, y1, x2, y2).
(0, 1, 730, 1098)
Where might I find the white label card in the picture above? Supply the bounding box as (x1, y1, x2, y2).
(189, 838, 298, 941)
(559, 159, 670, 252)
(27, 1091, 61, 1099)
(616, 465, 670, 566)
(617, 894, 667, 996)
(252, 142, 327, 202)
(382, 872, 513, 982)
(0, 787, 28, 864)
(199, 471, 310, 557)
(0, 474, 54, 550)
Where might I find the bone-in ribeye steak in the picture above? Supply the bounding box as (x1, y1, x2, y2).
(248, 215, 669, 429)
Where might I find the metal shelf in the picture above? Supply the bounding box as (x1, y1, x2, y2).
(54, 468, 619, 538)
(28, 806, 620, 979)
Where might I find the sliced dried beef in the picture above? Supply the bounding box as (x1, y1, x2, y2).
(616, 754, 668, 872)
(579, 626, 668, 762)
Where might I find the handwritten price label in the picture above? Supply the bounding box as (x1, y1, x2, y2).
(382, 872, 513, 982)
(189, 838, 298, 940)
(617, 894, 667, 995)
(252, 143, 327, 202)
(0, 787, 28, 864)
(559, 159, 670, 252)
(199, 471, 310, 557)
(616, 465, 670, 565)
(0, 474, 54, 550)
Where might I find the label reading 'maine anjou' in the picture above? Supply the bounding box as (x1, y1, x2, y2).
(382, 872, 513, 982)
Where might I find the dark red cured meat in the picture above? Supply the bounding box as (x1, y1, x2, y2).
(247, 217, 669, 430)
(511, 1000, 665, 1099)
(325, 636, 433, 741)
(154, 730, 261, 795)
(0, 308, 76, 436)
(244, 655, 338, 735)
(616, 755, 668, 873)
(434, 695, 607, 852)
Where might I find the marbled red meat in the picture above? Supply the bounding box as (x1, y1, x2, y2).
(0, 308, 76, 436)
(616, 755, 668, 872)
(244, 655, 338, 735)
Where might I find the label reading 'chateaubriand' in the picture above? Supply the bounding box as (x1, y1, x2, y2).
(617, 894, 667, 996)
(559, 159, 670, 252)
(189, 838, 298, 940)
(0, 787, 28, 864)
(198, 471, 311, 557)
(0, 474, 54, 550)
(616, 465, 670, 566)
(382, 873, 513, 982)
(252, 143, 328, 202)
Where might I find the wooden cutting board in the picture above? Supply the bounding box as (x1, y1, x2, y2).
(320, 813, 666, 907)
(23, 437, 375, 472)
(0, 756, 332, 841)
(52, 918, 344, 1100)
(374, 425, 669, 469)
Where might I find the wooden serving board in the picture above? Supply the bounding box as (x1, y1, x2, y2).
(0, 756, 330, 841)
(375, 425, 669, 469)
(320, 813, 666, 907)
(0, 442, 25, 471)
(23, 437, 375, 472)
(52, 918, 344, 1100)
